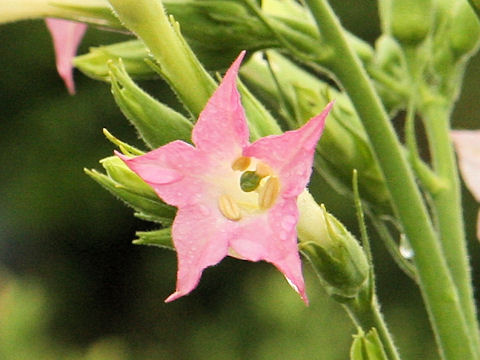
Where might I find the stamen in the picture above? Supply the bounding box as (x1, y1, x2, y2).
(218, 194, 242, 221)
(255, 162, 273, 178)
(258, 177, 280, 209)
(232, 156, 251, 171)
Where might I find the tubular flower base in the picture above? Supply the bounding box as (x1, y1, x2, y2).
(117, 51, 333, 303)
(45, 18, 87, 94)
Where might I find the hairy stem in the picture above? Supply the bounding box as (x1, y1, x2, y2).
(422, 100, 480, 357)
(344, 294, 400, 360)
(302, 0, 476, 358)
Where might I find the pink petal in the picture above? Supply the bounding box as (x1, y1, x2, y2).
(116, 141, 215, 208)
(165, 205, 231, 302)
(229, 198, 307, 303)
(192, 51, 249, 161)
(244, 102, 333, 197)
(451, 130, 480, 201)
(46, 19, 87, 95)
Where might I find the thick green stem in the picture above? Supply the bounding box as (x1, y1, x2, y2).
(422, 100, 480, 356)
(344, 295, 400, 360)
(108, 0, 216, 116)
(302, 0, 476, 359)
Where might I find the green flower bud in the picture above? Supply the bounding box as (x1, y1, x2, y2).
(374, 35, 406, 76)
(74, 40, 154, 81)
(108, 60, 193, 148)
(448, 2, 480, 59)
(297, 192, 370, 300)
(350, 329, 389, 360)
(85, 157, 175, 224)
(391, 0, 433, 45)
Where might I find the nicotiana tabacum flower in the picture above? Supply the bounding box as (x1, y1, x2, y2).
(451, 130, 480, 240)
(45, 19, 87, 94)
(117, 51, 333, 303)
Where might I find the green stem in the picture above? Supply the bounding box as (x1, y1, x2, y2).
(302, 0, 476, 359)
(107, 0, 216, 116)
(422, 100, 480, 356)
(344, 294, 400, 360)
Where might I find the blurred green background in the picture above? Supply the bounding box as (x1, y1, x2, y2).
(1, 1, 479, 359)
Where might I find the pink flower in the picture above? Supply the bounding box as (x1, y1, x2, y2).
(45, 19, 87, 94)
(117, 51, 333, 303)
(451, 130, 480, 240)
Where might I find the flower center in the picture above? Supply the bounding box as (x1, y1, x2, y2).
(217, 156, 281, 221)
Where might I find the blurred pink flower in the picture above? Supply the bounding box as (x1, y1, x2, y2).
(45, 19, 87, 94)
(451, 130, 480, 240)
(118, 51, 333, 303)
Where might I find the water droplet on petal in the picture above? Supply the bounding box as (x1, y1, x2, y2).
(399, 234, 414, 259)
(286, 277, 299, 293)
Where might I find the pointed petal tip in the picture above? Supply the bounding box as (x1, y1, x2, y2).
(113, 150, 129, 160)
(46, 19, 86, 95)
(285, 276, 308, 305)
(301, 293, 309, 306)
(224, 51, 247, 79)
(164, 291, 184, 303)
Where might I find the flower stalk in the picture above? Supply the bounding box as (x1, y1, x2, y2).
(302, 0, 477, 358)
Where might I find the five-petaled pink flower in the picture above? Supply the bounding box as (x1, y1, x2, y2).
(46, 19, 87, 94)
(117, 51, 333, 303)
(451, 130, 480, 240)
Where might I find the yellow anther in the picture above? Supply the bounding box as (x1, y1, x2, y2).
(218, 194, 242, 221)
(255, 162, 273, 178)
(232, 156, 251, 171)
(258, 177, 280, 210)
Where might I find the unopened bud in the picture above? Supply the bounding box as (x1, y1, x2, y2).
(448, 2, 480, 59)
(297, 192, 369, 299)
(108, 60, 193, 148)
(391, 0, 433, 45)
(85, 156, 175, 224)
(350, 328, 389, 360)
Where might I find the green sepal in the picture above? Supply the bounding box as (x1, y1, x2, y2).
(100, 156, 155, 199)
(300, 206, 369, 300)
(85, 157, 175, 225)
(102, 128, 144, 156)
(133, 228, 174, 250)
(350, 328, 389, 360)
(108, 61, 193, 148)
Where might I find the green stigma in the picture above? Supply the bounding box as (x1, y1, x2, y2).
(240, 171, 262, 192)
